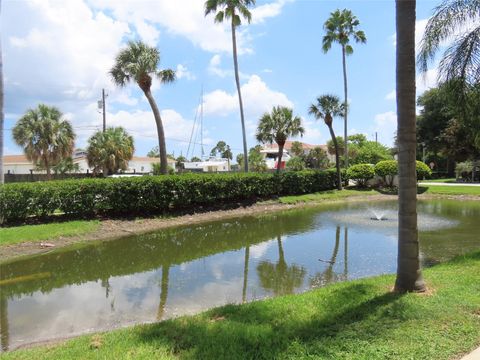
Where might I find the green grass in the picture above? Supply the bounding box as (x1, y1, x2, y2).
(5, 251, 479, 360)
(279, 188, 377, 204)
(420, 185, 480, 196)
(0, 220, 100, 247)
(420, 178, 457, 183)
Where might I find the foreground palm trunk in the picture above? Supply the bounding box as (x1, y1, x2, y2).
(328, 125, 342, 190)
(276, 141, 285, 173)
(144, 89, 168, 175)
(394, 0, 425, 293)
(231, 18, 249, 172)
(341, 45, 349, 168)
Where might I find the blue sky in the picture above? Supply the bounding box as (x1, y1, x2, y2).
(3, 0, 442, 160)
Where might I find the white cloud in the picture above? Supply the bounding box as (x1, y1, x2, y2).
(251, 0, 293, 25)
(374, 111, 397, 147)
(176, 64, 196, 81)
(416, 67, 438, 95)
(203, 75, 293, 120)
(385, 90, 396, 101)
(208, 55, 230, 78)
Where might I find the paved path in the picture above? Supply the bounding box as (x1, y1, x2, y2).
(461, 346, 480, 360)
(420, 182, 480, 187)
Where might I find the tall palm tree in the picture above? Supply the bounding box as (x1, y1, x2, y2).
(395, 0, 426, 293)
(156, 264, 170, 320)
(256, 106, 304, 173)
(418, 0, 480, 89)
(309, 95, 345, 190)
(0, 1, 4, 185)
(86, 127, 134, 176)
(12, 104, 75, 180)
(322, 9, 366, 169)
(205, 0, 255, 172)
(110, 41, 175, 175)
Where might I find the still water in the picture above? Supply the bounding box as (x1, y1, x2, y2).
(1, 199, 479, 350)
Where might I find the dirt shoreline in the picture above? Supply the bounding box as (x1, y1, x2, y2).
(1, 193, 478, 262)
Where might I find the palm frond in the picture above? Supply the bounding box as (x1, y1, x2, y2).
(158, 69, 176, 83)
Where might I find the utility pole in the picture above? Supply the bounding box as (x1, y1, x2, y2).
(375, 132, 378, 144)
(102, 89, 107, 132)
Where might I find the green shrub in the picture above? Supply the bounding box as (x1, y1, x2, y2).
(374, 160, 398, 187)
(347, 164, 375, 187)
(286, 157, 306, 171)
(416, 161, 432, 180)
(1, 171, 338, 224)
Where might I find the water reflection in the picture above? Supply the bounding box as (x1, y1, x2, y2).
(0, 199, 479, 350)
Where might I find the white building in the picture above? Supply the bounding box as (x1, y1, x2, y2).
(183, 157, 230, 172)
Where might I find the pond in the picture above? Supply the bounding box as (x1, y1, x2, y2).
(1, 199, 479, 351)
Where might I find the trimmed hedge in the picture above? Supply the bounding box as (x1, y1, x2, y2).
(374, 160, 432, 187)
(1, 170, 339, 224)
(347, 164, 375, 187)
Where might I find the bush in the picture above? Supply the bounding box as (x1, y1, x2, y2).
(286, 157, 306, 171)
(1, 171, 338, 224)
(416, 161, 432, 180)
(374, 160, 398, 187)
(347, 164, 375, 187)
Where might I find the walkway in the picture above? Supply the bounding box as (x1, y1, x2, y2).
(420, 182, 480, 187)
(461, 346, 480, 360)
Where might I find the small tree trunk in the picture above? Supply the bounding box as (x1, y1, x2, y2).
(231, 17, 248, 173)
(394, 0, 425, 293)
(341, 45, 349, 169)
(44, 157, 51, 180)
(144, 89, 168, 175)
(276, 141, 285, 173)
(328, 125, 343, 190)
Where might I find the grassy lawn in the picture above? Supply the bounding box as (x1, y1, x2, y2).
(0, 220, 100, 247)
(279, 188, 377, 204)
(4, 251, 479, 360)
(420, 178, 457, 183)
(420, 185, 480, 196)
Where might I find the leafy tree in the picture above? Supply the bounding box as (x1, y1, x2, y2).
(191, 156, 202, 162)
(323, 9, 366, 168)
(348, 133, 367, 147)
(205, 0, 255, 172)
(286, 157, 306, 171)
(290, 141, 304, 157)
(309, 95, 345, 190)
(147, 146, 160, 158)
(237, 146, 267, 172)
(256, 106, 304, 173)
(175, 155, 187, 172)
(327, 136, 345, 157)
(347, 164, 374, 187)
(110, 40, 175, 175)
(306, 147, 330, 169)
(86, 127, 134, 176)
(418, 0, 480, 90)
(210, 141, 233, 169)
(351, 141, 392, 164)
(52, 157, 80, 175)
(13, 104, 75, 179)
(395, 0, 425, 292)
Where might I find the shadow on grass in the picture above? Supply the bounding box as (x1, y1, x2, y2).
(136, 283, 406, 359)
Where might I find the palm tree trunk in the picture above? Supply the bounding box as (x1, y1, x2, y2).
(344, 227, 348, 279)
(277, 236, 285, 266)
(0, 12, 4, 185)
(242, 246, 249, 303)
(144, 89, 168, 175)
(341, 45, 349, 169)
(394, 0, 425, 293)
(276, 141, 285, 173)
(231, 18, 249, 173)
(0, 295, 9, 351)
(156, 264, 170, 320)
(328, 125, 343, 190)
(45, 157, 51, 180)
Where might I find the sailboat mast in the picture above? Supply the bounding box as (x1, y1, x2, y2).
(200, 85, 204, 158)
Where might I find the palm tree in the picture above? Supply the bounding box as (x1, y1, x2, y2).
(322, 9, 366, 169)
(205, 0, 255, 172)
(395, 0, 426, 293)
(309, 95, 345, 190)
(86, 127, 134, 176)
(418, 0, 480, 89)
(0, 1, 4, 185)
(110, 41, 175, 175)
(12, 104, 75, 180)
(256, 106, 304, 173)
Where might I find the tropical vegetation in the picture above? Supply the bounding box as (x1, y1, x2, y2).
(110, 40, 175, 175)
(12, 104, 75, 180)
(86, 127, 134, 175)
(256, 106, 304, 173)
(205, 0, 255, 172)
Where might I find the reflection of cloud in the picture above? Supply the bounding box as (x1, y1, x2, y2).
(250, 241, 274, 259)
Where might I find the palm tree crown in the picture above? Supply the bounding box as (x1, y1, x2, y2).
(205, 0, 255, 26)
(322, 9, 367, 54)
(110, 40, 175, 92)
(418, 0, 480, 87)
(86, 127, 134, 175)
(256, 106, 304, 145)
(308, 95, 345, 126)
(13, 104, 75, 178)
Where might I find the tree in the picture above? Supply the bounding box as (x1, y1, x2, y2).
(286, 157, 305, 171)
(306, 147, 330, 169)
(12, 104, 75, 180)
(351, 141, 392, 164)
(191, 156, 201, 162)
(52, 157, 80, 175)
(147, 146, 160, 158)
(110, 41, 175, 175)
(205, 0, 255, 172)
(237, 146, 267, 172)
(323, 9, 366, 168)
(326, 136, 345, 157)
(418, 0, 480, 90)
(86, 127, 134, 175)
(290, 141, 304, 157)
(256, 106, 304, 173)
(309, 95, 345, 190)
(394, 0, 426, 292)
(175, 155, 187, 172)
(210, 140, 233, 169)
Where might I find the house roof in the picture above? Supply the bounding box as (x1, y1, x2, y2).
(131, 156, 176, 164)
(3, 154, 31, 164)
(263, 141, 328, 151)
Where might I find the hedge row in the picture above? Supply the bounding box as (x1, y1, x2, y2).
(0, 170, 339, 224)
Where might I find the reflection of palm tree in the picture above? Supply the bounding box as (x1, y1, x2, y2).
(344, 227, 349, 280)
(156, 264, 170, 320)
(310, 226, 341, 287)
(257, 236, 306, 296)
(0, 295, 9, 351)
(242, 246, 249, 303)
